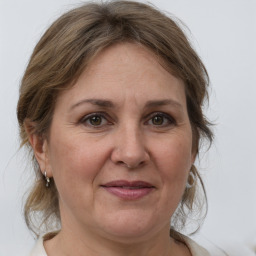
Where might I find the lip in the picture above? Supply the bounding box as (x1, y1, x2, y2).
(101, 180, 155, 200)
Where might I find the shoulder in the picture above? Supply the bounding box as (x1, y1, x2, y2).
(29, 237, 47, 256)
(183, 236, 211, 256)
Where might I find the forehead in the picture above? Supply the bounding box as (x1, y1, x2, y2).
(56, 42, 186, 109)
(85, 42, 179, 83)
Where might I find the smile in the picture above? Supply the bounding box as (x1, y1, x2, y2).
(101, 180, 155, 200)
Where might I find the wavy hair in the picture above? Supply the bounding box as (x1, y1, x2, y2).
(17, 0, 213, 238)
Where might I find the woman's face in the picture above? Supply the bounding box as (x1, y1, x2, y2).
(42, 43, 195, 241)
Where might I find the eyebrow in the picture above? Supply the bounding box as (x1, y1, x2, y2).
(144, 99, 183, 110)
(70, 99, 114, 111)
(69, 98, 183, 111)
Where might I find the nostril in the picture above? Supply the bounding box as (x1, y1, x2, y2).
(117, 161, 132, 168)
(117, 160, 145, 169)
(110, 143, 150, 169)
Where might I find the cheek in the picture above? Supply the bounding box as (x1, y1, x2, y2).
(153, 135, 193, 190)
(156, 135, 193, 169)
(47, 133, 108, 195)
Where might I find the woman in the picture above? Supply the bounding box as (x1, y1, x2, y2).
(17, 1, 213, 255)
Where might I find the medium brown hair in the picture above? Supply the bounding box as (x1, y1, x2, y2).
(17, 0, 213, 237)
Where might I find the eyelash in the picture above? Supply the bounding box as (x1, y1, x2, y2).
(79, 112, 176, 128)
(145, 112, 176, 127)
(80, 112, 112, 128)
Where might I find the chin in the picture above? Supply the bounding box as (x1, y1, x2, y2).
(94, 210, 165, 242)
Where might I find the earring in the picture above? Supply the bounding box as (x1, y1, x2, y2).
(186, 170, 196, 189)
(44, 171, 50, 187)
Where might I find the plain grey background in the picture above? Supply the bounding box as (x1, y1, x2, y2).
(0, 0, 255, 255)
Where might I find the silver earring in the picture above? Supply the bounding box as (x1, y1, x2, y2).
(186, 170, 196, 189)
(44, 171, 50, 187)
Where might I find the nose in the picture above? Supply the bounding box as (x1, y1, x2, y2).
(110, 125, 150, 169)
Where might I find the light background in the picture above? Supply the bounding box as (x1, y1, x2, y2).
(0, 0, 255, 255)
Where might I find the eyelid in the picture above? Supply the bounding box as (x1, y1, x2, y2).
(79, 112, 112, 127)
(144, 112, 176, 126)
(78, 111, 175, 128)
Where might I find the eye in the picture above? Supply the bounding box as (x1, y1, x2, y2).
(146, 112, 175, 127)
(88, 115, 103, 126)
(151, 115, 165, 125)
(80, 113, 110, 127)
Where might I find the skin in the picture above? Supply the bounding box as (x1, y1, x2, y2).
(30, 42, 195, 256)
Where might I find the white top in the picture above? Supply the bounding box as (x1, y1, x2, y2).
(29, 235, 210, 256)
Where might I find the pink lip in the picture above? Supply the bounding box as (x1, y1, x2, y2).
(101, 180, 155, 200)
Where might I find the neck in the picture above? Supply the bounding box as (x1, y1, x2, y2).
(43, 226, 184, 256)
(44, 228, 191, 256)
(43, 212, 191, 256)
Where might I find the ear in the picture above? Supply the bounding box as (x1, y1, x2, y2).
(24, 119, 52, 177)
(191, 151, 197, 166)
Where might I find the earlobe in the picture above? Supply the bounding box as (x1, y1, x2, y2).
(24, 120, 51, 176)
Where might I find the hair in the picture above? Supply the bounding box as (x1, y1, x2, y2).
(17, 0, 213, 238)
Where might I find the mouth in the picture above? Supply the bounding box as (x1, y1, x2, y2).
(101, 180, 155, 200)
